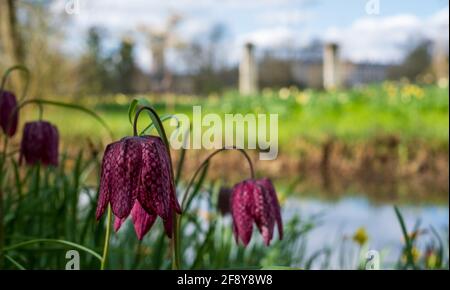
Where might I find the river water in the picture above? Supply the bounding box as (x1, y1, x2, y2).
(284, 196, 449, 269)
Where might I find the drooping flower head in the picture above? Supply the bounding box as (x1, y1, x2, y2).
(217, 186, 231, 215)
(19, 121, 59, 166)
(230, 178, 283, 246)
(0, 90, 19, 137)
(96, 135, 181, 240)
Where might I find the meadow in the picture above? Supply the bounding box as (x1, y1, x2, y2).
(30, 82, 449, 146)
(1, 81, 448, 270)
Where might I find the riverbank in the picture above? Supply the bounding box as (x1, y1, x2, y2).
(170, 136, 448, 204)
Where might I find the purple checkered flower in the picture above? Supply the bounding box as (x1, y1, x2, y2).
(19, 121, 59, 166)
(230, 178, 283, 246)
(96, 135, 181, 240)
(0, 90, 18, 137)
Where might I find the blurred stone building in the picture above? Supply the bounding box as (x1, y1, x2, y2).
(291, 59, 391, 89)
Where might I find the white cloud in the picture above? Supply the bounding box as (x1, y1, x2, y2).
(178, 19, 211, 41)
(238, 27, 298, 48)
(54, 1, 448, 68)
(426, 6, 449, 47)
(258, 10, 315, 25)
(324, 7, 449, 63)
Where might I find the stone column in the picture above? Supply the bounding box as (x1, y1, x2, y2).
(432, 40, 449, 83)
(239, 43, 258, 96)
(323, 43, 340, 90)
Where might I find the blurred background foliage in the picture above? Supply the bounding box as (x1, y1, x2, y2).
(0, 0, 448, 270)
(0, 1, 448, 96)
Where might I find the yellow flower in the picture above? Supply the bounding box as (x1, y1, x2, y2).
(401, 84, 425, 100)
(279, 88, 290, 100)
(382, 82, 398, 100)
(426, 252, 438, 269)
(352, 227, 369, 246)
(411, 247, 420, 262)
(114, 93, 128, 105)
(295, 92, 310, 105)
(403, 247, 421, 264)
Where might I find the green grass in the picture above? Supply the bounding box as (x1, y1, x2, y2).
(20, 83, 448, 147)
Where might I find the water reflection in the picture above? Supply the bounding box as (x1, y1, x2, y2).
(284, 196, 449, 268)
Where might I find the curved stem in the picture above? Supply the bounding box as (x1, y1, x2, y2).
(37, 102, 44, 120)
(141, 114, 180, 136)
(10, 99, 114, 140)
(0, 136, 9, 184)
(172, 212, 181, 270)
(133, 106, 169, 141)
(181, 147, 255, 210)
(0, 65, 30, 101)
(100, 205, 112, 270)
(133, 105, 180, 270)
(175, 147, 254, 271)
(4, 238, 102, 262)
(132, 106, 176, 190)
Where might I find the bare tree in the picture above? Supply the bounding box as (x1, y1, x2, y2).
(139, 13, 183, 92)
(0, 0, 24, 89)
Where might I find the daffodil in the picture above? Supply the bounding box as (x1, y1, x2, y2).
(352, 227, 369, 246)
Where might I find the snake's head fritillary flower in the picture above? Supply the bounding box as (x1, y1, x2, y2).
(0, 90, 18, 137)
(19, 121, 59, 166)
(230, 178, 283, 246)
(96, 135, 181, 240)
(217, 186, 231, 215)
(114, 201, 158, 240)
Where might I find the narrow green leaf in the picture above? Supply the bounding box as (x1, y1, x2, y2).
(175, 128, 190, 185)
(429, 225, 444, 268)
(5, 255, 26, 270)
(185, 163, 210, 211)
(394, 206, 416, 269)
(128, 99, 139, 125)
(22, 99, 114, 140)
(141, 114, 180, 135)
(4, 238, 102, 262)
(260, 266, 302, 270)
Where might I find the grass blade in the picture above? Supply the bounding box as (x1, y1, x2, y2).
(5, 254, 26, 270)
(394, 206, 416, 269)
(4, 239, 102, 262)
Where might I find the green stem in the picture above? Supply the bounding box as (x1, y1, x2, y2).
(4, 239, 102, 262)
(37, 102, 44, 120)
(0, 136, 9, 269)
(100, 205, 112, 270)
(10, 99, 114, 140)
(5, 254, 26, 270)
(0, 191, 3, 270)
(0, 65, 30, 101)
(133, 105, 181, 269)
(0, 65, 30, 269)
(172, 212, 181, 270)
(176, 147, 254, 270)
(181, 147, 255, 209)
(394, 206, 417, 269)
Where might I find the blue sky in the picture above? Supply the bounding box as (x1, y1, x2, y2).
(55, 0, 449, 70)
